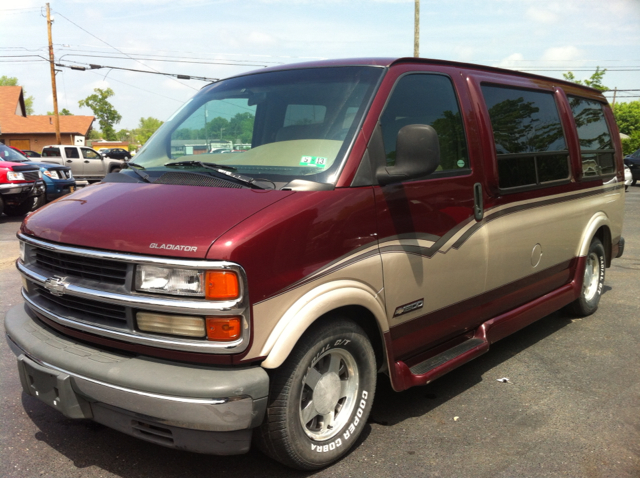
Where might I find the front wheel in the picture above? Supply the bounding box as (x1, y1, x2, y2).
(566, 237, 605, 316)
(256, 318, 377, 470)
(110, 168, 121, 174)
(4, 199, 36, 216)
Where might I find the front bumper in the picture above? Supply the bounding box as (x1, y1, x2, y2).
(45, 180, 76, 200)
(0, 181, 45, 198)
(5, 303, 269, 455)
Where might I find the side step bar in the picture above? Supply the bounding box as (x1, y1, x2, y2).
(389, 277, 581, 391)
(394, 337, 489, 391)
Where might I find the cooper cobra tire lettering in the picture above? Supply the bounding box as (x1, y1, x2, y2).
(256, 318, 376, 470)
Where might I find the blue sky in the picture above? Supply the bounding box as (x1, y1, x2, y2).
(1, 0, 639, 130)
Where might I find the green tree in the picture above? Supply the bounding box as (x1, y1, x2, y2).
(47, 108, 73, 115)
(613, 101, 640, 136)
(563, 67, 608, 92)
(135, 117, 164, 145)
(0, 76, 35, 114)
(613, 100, 640, 155)
(78, 88, 122, 141)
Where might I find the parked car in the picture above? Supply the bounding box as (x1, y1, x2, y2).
(0, 143, 45, 216)
(101, 148, 132, 160)
(6, 58, 626, 470)
(624, 164, 633, 190)
(623, 148, 640, 186)
(7, 147, 75, 208)
(21, 150, 41, 158)
(39, 145, 125, 181)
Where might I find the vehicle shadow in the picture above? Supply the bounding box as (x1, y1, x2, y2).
(21, 309, 575, 477)
(369, 309, 577, 427)
(0, 215, 26, 225)
(22, 393, 371, 478)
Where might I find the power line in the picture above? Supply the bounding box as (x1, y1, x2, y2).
(52, 9, 199, 91)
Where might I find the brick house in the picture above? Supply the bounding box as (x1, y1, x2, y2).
(0, 86, 95, 153)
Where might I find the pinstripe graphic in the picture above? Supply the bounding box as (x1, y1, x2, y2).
(258, 182, 622, 304)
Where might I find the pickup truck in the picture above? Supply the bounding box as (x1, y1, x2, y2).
(0, 143, 45, 216)
(39, 145, 125, 182)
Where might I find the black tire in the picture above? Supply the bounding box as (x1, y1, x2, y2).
(565, 237, 605, 316)
(256, 318, 377, 470)
(633, 179, 637, 186)
(110, 168, 121, 174)
(0, 196, 4, 216)
(32, 194, 46, 210)
(4, 199, 36, 217)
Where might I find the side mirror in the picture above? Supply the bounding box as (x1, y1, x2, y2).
(376, 124, 440, 186)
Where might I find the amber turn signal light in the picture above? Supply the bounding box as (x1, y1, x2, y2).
(205, 271, 239, 300)
(206, 316, 242, 341)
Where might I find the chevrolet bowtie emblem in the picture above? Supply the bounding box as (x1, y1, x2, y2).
(44, 276, 68, 296)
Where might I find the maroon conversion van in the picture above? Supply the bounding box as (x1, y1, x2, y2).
(6, 58, 625, 469)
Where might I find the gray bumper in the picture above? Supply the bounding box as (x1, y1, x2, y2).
(4, 303, 269, 455)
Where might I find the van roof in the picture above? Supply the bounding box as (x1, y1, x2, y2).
(224, 57, 604, 97)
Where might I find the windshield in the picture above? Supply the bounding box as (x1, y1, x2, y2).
(0, 144, 29, 162)
(133, 66, 383, 186)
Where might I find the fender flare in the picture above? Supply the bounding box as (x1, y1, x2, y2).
(577, 212, 610, 257)
(260, 280, 388, 369)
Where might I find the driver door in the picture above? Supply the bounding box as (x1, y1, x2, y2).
(81, 148, 106, 179)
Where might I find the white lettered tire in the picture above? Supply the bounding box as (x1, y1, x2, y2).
(256, 317, 377, 470)
(566, 237, 605, 316)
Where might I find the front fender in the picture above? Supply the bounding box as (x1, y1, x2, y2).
(260, 280, 387, 369)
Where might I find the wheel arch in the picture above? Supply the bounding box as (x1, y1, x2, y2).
(259, 281, 389, 370)
(578, 212, 612, 267)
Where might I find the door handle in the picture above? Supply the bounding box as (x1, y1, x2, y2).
(66, 160, 73, 163)
(473, 182, 484, 221)
(84, 160, 90, 163)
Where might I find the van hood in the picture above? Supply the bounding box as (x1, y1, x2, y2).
(21, 182, 294, 258)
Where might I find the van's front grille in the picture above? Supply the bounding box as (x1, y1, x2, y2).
(34, 248, 128, 285)
(34, 284, 128, 328)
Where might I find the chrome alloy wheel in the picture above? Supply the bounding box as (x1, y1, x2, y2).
(583, 251, 601, 301)
(299, 348, 359, 441)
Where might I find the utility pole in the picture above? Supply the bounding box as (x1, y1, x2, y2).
(612, 87, 617, 106)
(414, 0, 420, 58)
(47, 3, 61, 144)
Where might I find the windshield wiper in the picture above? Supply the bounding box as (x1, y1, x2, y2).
(164, 160, 264, 189)
(126, 162, 151, 183)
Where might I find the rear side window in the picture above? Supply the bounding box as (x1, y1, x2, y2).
(380, 74, 469, 175)
(482, 85, 569, 190)
(567, 97, 615, 178)
(65, 147, 80, 159)
(41, 147, 59, 157)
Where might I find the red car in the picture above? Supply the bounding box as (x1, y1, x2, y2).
(0, 144, 45, 216)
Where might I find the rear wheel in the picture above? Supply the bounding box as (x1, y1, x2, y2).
(110, 168, 121, 174)
(256, 318, 376, 470)
(4, 199, 36, 216)
(566, 237, 605, 316)
(633, 179, 637, 186)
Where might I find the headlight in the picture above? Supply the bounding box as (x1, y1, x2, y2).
(44, 170, 60, 179)
(135, 265, 240, 300)
(7, 171, 25, 181)
(135, 265, 205, 296)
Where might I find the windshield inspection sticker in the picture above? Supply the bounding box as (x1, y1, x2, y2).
(300, 156, 327, 167)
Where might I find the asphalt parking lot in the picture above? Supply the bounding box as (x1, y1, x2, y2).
(1, 187, 639, 478)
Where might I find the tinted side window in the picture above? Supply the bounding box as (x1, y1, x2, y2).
(568, 97, 615, 178)
(380, 74, 469, 174)
(65, 147, 80, 158)
(42, 147, 59, 157)
(482, 85, 569, 190)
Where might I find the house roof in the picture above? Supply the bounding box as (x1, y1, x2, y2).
(0, 86, 94, 136)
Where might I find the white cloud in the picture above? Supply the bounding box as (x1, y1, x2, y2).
(495, 53, 525, 68)
(526, 7, 558, 24)
(540, 46, 583, 62)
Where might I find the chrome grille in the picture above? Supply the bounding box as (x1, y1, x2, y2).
(34, 284, 128, 327)
(23, 171, 40, 181)
(34, 248, 128, 285)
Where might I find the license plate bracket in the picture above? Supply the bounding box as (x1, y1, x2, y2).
(17, 355, 92, 419)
